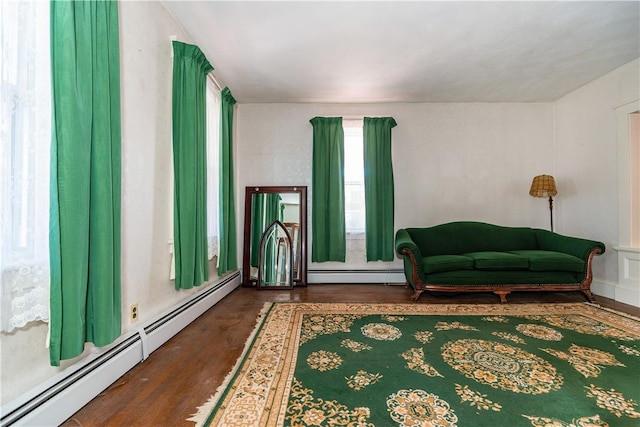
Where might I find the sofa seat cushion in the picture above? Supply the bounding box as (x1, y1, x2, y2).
(507, 250, 585, 273)
(461, 251, 529, 270)
(423, 255, 474, 274)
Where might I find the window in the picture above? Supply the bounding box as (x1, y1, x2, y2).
(630, 112, 639, 247)
(343, 120, 365, 235)
(1, 1, 51, 332)
(206, 77, 221, 261)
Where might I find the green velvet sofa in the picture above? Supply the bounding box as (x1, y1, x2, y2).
(395, 221, 605, 303)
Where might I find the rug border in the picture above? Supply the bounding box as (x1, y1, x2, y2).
(585, 301, 640, 322)
(186, 302, 274, 426)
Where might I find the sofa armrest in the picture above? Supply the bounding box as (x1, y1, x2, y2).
(395, 229, 422, 256)
(535, 229, 606, 260)
(395, 229, 427, 288)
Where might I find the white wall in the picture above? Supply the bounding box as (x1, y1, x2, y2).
(1, 1, 223, 405)
(237, 103, 555, 273)
(554, 59, 640, 305)
(119, 1, 213, 320)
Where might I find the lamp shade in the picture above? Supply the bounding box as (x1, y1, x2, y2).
(529, 175, 557, 198)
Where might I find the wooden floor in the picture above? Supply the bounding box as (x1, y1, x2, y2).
(61, 284, 640, 427)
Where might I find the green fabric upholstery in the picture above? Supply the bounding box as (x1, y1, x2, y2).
(423, 255, 474, 273)
(407, 222, 539, 256)
(462, 251, 529, 270)
(535, 229, 606, 260)
(508, 250, 585, 273)
(395, 222, 605, 301)
(395, 228, 423, 258)
(426, 270, 579, 285)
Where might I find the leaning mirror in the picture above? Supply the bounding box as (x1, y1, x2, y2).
(242, 186, 307, 288)
(258, 220, 293, 289)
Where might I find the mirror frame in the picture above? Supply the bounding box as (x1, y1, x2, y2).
(242, 186, 307, 287)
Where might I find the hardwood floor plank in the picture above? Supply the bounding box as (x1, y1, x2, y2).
(61, 284, 639, 426)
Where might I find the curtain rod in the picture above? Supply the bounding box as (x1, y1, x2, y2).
(208, 73, 222, 91)
(170, 35, 224, 91)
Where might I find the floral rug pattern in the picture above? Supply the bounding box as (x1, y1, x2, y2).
(189, 303, 640, 427)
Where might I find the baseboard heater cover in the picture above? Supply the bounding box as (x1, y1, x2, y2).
(0, 271, 240, 427)
(308, 268, 405, 284)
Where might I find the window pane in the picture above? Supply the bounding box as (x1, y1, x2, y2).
(206, 78, 221, 260)
(1, 1, 51, 332)
(344, 123, 365, 234)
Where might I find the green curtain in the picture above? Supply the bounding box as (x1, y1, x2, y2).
(250, 194, 265, 268)
(218, 87, 237, 275)
(262, 194, 281, 282)
(265, 193, 281, 226)
(49, 0, 121, 366)
(171, 41, 212, 290)
(310, 117, 345, 262)
(363, 117, 397, 261)
(250, 193, 281, 268)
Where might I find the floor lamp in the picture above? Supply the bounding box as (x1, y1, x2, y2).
(529, 175, 557, 232)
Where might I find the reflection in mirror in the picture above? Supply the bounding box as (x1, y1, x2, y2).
(249, 193, 300, 280)
(242, 186, 307, 287)
(258, 220, 293, 289)
(284, 222, 301, 280)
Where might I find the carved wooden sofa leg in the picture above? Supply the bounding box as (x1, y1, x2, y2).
(494, 290, 510, 303)
(582, 289, 596, 303)
(411, 289, 424, 301)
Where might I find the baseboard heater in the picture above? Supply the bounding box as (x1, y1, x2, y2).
(0, 271, 241, 427)
(308, 268, 405, 284)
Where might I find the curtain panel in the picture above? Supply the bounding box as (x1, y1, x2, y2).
(249, 193, 281, 267)
(250, 194, 265, 268)
(49, 0, 122, 366)
(171, 41, 213, 290)
(363, 117, 397, 261)
(310, 117, 346, 262)
(263, 194, 282, 282)
(218, 87, 238, 275)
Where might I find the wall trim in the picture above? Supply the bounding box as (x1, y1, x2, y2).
(592, 278, 640, 308)
(308, 269, 405, 284)
(616, 100, 640, 248)
(0, 272, 241, 427)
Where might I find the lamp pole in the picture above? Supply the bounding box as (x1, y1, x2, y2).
(548, 196, 554, 232)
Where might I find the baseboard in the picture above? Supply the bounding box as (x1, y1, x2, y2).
(308, 269, 405, 284)
(0, 272, 240, 427)
(592, 279, 640, 308)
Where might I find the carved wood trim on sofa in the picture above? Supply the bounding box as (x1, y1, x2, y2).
(400, 246, 602, 303)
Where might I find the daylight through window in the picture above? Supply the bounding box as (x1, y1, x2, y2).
(343, 120, 365, 235)
(1, 1, 51, 332)
(206, 77, 221, 261)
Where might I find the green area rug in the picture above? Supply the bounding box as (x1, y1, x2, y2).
(189, 302, 640, 426)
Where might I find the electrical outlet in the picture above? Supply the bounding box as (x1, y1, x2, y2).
(130, 304, 138, 323)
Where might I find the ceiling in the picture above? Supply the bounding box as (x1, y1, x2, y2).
(163, 1, 640, 104)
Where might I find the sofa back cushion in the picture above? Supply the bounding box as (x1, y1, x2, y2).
(462, 251, 530, 270)
(508, 250, 585, 273)
(407, 222, 539, 256)
(423, 255, 474, 273)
